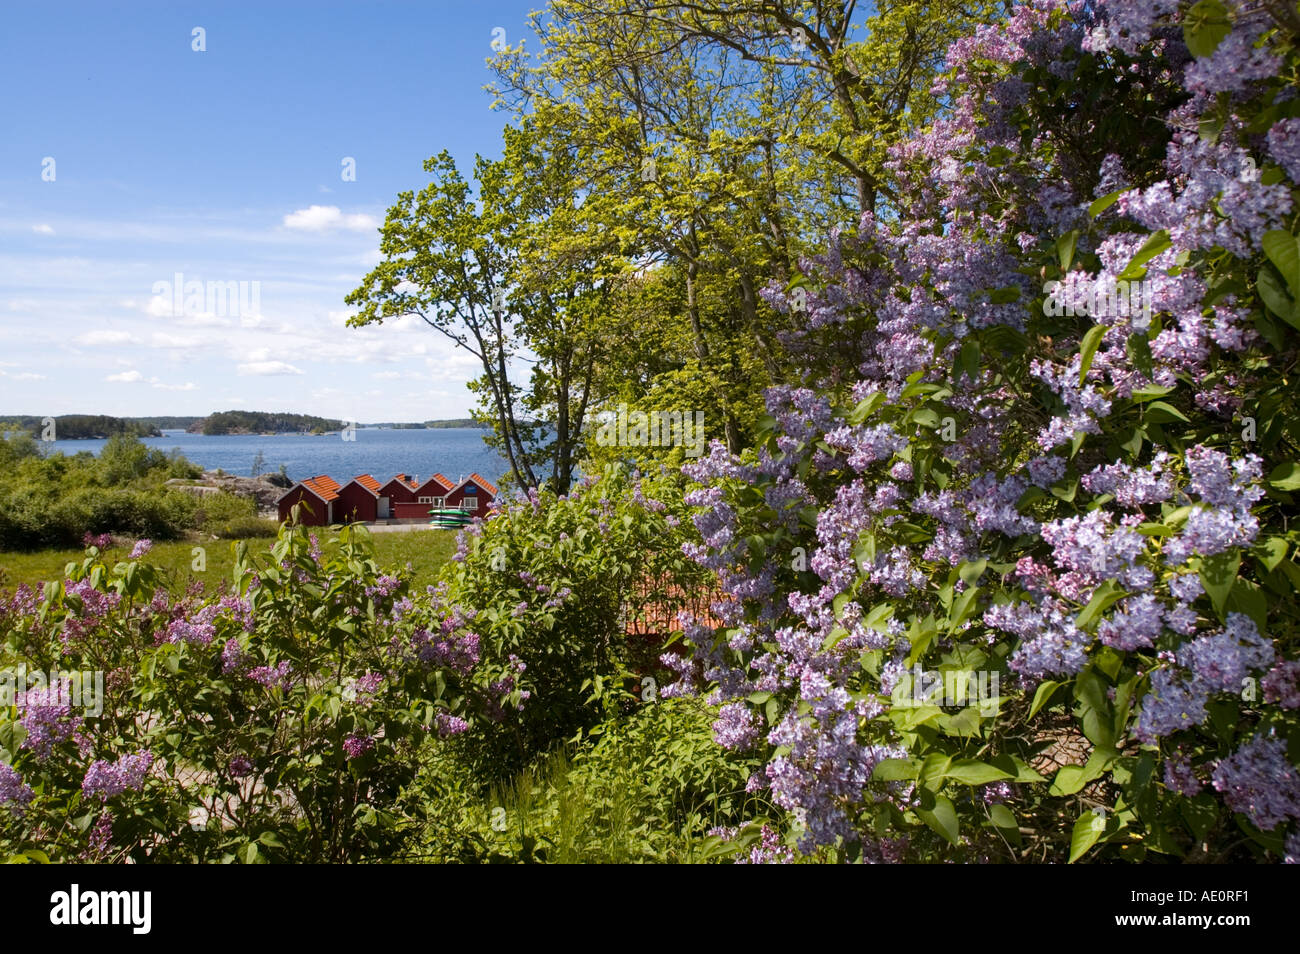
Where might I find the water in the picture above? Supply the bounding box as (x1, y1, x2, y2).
(45, 428, 509, 488)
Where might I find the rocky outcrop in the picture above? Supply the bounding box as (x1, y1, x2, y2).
(164, 471, 292, 515)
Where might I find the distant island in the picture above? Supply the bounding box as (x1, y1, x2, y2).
(2, 411, 491, 438)
(190, 410, 346, 435)
(372, 418, 488, 429)
(6, 414, 160, 440)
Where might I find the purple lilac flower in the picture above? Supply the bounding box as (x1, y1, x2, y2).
(736, 824, 794, 865)
(1097, 593, 1163, 651)
(343, 734, 375, 759)
(1212, 734, 1300, 831)
(82, 751, 154, 800)
(1168, 573, 1203, 604)
(1178, 614, 1273, 694)
(247, 661, 293, 689)
(221, 638, 249, 674)
(0, 763, 34, 813)
(1082, 454, 1173, 507)
(228, 755, 254, 777)
(1135, 669, 1209, 743)
(129, 539, 153, 559)
(434, 712, 470, 737)
(1262, 661, 1300, 709)
(713, 702, 763, 751)
(1163, 753, 1202, 797)
(1268, 118, 1300, 185)
(17, 684, 85, 759)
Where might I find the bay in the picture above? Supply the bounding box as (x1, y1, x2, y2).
(44, 428, 509, 488)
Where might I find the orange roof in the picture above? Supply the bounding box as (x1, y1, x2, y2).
(301, 475, 340, 502)
(384, 473, 418, 489)
(352, 474, 381, 493)
(467, 473, 497, 495)
(430, 473, 454, 490)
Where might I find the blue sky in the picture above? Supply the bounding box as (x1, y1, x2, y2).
(0, 0, 542, 422)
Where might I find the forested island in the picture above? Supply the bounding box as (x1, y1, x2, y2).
(5, 414, 160, 440)
(189, 410, 347, 435)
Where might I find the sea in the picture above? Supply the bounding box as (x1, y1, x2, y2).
(44, 428, 509, 488)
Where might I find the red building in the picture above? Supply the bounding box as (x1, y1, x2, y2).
(445, 473, 498, 519)
(335, 474, 381, 523)
(275, 471, 498, 526)
(276, 475, 341, 526)
(393, 473, 454, 520)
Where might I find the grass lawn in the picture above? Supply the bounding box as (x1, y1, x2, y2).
(0, 528, 459, 595)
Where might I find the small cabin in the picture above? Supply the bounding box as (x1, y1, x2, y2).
(335, 474, 381, 523)
(445, 473, 497, 518)
(276, 475, 341, 526)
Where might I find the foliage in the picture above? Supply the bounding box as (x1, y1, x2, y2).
(449, 698, 763, 863)
(427, 463, 710, 783)
(0, 524, 474, 862)
(670, 0, 1300, 863)
(0, 435, 204, 551)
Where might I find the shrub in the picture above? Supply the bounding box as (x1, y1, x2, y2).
(0, 524, 478, 862)
(671, 0, 1300, 863)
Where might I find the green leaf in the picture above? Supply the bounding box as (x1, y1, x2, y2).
(1051, 765, 1088, 797)
(1183, 0, 1232, 58)
(1262, 230, 1300, 295)
(988, 803, 1017, 829)
(958, 559, 987, 587)
(917, 793, 961, 846)
(1077, 324, 1106, 385)
(1256, 536, 1288, 573)
(847, 390, 886, 425)
(957, 338, 981, 383)
(1144, 400, 1190, 424)
(1257, 265, 1300, 329)
(1268, 462, 1300, 491)
(1057, 230, 1079, 272)
(1075, 580, 1125, 632)
(1118, 230, 1171, 281)
(871, 758, 919, 782)
(1199, 549, 1241, 619)
(1088, 188, 1129, 219)
(1069, 810, 1107, 863)
(944, 759, 1014, 785)
(1028, 680, 1063, 720)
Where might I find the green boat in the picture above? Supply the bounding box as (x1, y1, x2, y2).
(428, 508, 473, 529)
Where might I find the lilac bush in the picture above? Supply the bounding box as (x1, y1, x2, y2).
(674, 0, 1300, 862)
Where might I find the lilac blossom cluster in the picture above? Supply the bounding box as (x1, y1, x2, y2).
(82, 751, 154, 800)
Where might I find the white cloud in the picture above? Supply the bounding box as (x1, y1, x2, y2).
(282, 205, 378, 233)
(0, 369, 46, 381)
(75, 329, 136, 346)
(106, 370, 143, 383)
(151, 380, 198, 391)
(32, 224, 54, 235)
(237, 360, 303, 376)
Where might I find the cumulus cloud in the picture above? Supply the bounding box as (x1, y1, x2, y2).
(282, 205, 378, 233)
(32, 224, 54, 235)
(106, 370, 144, 383)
